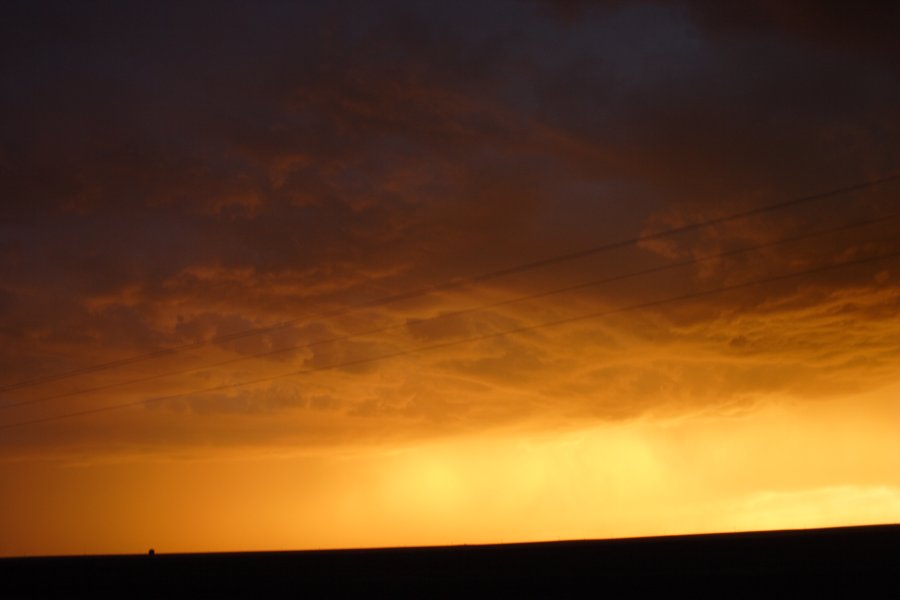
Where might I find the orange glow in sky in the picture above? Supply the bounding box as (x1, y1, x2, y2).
(2, 1, 900, 557)
(3, 382, 900, 556)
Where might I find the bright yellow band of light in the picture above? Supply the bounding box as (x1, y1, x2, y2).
(3, 384, 898, 557)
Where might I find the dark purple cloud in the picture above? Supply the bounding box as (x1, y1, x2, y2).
(1, 1, 898, 455)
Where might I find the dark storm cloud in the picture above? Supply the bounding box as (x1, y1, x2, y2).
(684, 1, 900, 57)
(1, 0, 899, 454)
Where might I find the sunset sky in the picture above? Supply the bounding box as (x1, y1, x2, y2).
(2, 1, 900, 557)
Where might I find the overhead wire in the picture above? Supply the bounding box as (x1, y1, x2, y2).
(2, 210, 898, 412)
(2, 173, 897, 394)
(3, 243, 898, 431)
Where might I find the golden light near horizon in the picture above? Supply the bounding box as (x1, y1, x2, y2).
(3, 382, 900, 556)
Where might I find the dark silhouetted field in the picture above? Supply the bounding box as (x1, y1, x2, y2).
(3, 524, 899, 597)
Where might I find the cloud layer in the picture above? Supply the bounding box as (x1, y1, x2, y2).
(1, 1, 898, 462)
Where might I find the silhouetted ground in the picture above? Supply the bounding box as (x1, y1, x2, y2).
(3, 524, 899, 598)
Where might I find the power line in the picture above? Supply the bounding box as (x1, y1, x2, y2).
(3, 211, 897, 412)
(4, 245, 897, 431)
(2, 173, 897, 394)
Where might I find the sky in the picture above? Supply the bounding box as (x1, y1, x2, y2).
(1, 0, 899, 556)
